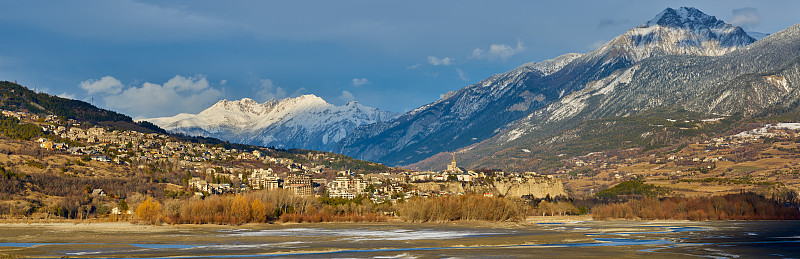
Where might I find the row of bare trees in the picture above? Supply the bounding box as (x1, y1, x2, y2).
(593, 192, 800, 220)
(396, 194, 525, 222)
(132, 189, 390, 225)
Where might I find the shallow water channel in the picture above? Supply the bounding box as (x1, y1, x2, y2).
(1, 220, 799, 258)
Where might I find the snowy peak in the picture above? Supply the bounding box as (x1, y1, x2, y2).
(589, 7, 755, 63)
(334, 7, 764, 167)
(204, 98, 269, 116)
(200, 94, 331, 117)
(145, 95, 399, 151)
(282, 94, 329, 108)
(645, 7, 722, 29)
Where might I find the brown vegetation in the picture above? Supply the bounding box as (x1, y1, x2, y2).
(533, 200, 580, 216)
(135, 197, 162, 224)
(396, 194, 525, 222)
(592, 192, 800, 220)
(129, 189, 391, 225)
(163, 194, 276, 224)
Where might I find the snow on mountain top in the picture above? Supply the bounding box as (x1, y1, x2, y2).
(585, 7, 755, 63)
(645, 7, 720, 28)
(520, 53, 584, 76)
(144, 94, 399, 149)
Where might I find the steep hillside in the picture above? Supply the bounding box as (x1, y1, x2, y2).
(0, 81, 132, 123)
(417, 21, 800, 171)
(337, 7, 756, 167)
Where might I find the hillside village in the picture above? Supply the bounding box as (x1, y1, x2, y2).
(8, 101, 800, 206)
(6, 108, 566, 207)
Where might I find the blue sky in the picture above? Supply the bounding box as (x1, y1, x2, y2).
(1, 0, 799, 119)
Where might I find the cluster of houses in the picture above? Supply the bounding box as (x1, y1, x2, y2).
(2, 109, 61, 124)
(18, 110, 568, 203)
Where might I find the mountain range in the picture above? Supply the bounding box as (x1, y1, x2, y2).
(408, 8, 800, 171)
(336, 7, 767, 167)
(146, 7, 800, 172)
(145, 95, 398, 151)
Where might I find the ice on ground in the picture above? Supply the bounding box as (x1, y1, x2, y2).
(224, 228, 505, 241)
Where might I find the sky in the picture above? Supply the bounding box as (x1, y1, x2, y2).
(1, 0, 799, 119)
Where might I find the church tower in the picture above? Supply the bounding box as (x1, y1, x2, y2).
(447, 153, 461, 173)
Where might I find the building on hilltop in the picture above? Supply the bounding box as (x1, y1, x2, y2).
(446, 153, 464, 173)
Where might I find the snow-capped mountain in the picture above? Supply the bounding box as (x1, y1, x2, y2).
(336, 7, 757, 167)
(413, 18, 800, 171)
(586, 7, 755, 63)
(145, 95, 399, 151)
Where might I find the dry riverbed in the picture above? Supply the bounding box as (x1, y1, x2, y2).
(0, 217, 798, 258)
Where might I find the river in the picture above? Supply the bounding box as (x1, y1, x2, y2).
(1, 220, 799, 258)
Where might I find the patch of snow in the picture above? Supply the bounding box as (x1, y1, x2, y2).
(225, 228, 504, 242)
(505, 129, 525, 142)
(519, 53, 584, 76)
(734, 123, 800, 138)
(764, 75, 790, 92)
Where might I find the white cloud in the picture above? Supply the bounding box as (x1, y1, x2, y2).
(439, 91, 456, 100)
(352, 77, 370, 87)
(730, 7, 760, 30)
(427, 56, 453, 66)
(256, 79, 287, 102)
(456, 68, 469, 81)
(589, 39, 607, 50)
(471, 41, 525, 61)
(58, 92, 77, 100)
(82, 75, 223, 119)
(80, 76, 123, 95)
(337, 90, 356, 103)
(471, 49, 485, 59)
(406, 63, 421, 70)
(220, 79, 228, 85)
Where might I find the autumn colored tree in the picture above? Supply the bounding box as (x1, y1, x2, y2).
(135, 197, 163, 224)
(229, 194, 251, 224)
(250, 199, 267, 223)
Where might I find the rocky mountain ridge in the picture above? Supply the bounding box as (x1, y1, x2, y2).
(145, 95, 398, 151)
(413, 21, 800, 171)
(336, 7, 758, 167)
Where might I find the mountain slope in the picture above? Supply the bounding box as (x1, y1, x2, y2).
(0, 81, 171, 135)
(145, 95, 399, 151)
(0, 81, 132, 123)
(337, 7, 756, 166)
(414, 21, 800, 171)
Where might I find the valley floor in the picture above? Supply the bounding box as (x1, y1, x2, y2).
(1, 219, 798, 258)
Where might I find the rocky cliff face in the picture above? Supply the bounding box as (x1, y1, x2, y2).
(337, 7, 756, 167)
(412, 176, 567, 199)
(492, 177, 567, 199)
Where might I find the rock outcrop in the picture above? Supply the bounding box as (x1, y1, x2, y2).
(411, 176, 567, 199)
